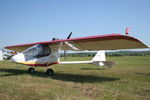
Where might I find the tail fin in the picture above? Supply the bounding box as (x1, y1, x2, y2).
(92, 50, 116, 67)
(92, 50, 106, 66)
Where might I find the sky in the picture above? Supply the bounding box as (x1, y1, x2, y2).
(0, 0, 150, 49)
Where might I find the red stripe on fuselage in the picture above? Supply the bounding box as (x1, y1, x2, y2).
(25, 62, 59, 67)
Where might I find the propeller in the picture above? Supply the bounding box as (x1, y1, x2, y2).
(67, 32, 72, 39)
(64, 32, 72, 60)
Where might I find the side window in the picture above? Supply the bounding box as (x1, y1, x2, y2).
(43, 45, 51, 57)
(36, 44, 51, 58)
(23, 47, 37, 61)
(23, 44, 51, 61)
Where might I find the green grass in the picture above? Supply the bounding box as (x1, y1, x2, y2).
(0, 56, 150, 100)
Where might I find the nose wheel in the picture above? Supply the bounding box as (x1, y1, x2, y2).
(28, 67, 35, 74)
(46, 68, 54, 76)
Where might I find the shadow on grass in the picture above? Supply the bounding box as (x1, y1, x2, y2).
(136, 72, 150, 76)
(0, 68, 120, 83)
(0, 68, 27, 76)
(51, 73, 120, 83)
(81, 68, 108, 70)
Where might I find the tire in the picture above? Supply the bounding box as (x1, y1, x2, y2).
(46, 68, 54, 76)
(28, 67, 35, 73)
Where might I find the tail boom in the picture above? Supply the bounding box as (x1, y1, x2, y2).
(59, 50, 116, 68)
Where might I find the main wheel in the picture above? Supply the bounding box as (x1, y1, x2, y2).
(46, 68, 54, 76)
(28, 67, 35, 74)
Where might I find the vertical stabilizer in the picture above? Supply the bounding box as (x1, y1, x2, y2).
(92, 50, 106, 66)
(92, 50, 116, 67)
(92, 50, 106, 61)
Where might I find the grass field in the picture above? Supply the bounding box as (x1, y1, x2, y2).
(0, 56, 150, 100)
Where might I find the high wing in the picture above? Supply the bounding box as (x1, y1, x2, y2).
(5, 34, 148, 52)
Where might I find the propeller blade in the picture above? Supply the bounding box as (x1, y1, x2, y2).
(64, 32, 72, 60)
(67, 32, 72, 39)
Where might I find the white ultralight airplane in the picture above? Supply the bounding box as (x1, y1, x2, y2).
(5, 33, 148, 75)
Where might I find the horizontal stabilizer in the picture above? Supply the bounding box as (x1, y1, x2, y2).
(101, 61, 117, 68)
(92, 61, 117, 68)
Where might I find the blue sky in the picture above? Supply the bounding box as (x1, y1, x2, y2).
(0, 0, 150, 49)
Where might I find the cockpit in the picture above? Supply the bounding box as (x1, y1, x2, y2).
(23, 44, 51, 61)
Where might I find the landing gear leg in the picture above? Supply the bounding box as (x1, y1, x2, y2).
(46, 68, 54, 76)
(28, 67, 35, 74)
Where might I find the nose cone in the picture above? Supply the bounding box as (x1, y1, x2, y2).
(11, 53, 25, 63)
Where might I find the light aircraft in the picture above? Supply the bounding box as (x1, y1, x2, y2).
(5, 33, 148, 75)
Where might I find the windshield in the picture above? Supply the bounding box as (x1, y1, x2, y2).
(23, 44, 51, 61)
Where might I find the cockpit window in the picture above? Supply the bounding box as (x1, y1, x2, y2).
(23, 44, 51, 61)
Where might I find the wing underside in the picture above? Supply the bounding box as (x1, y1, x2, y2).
(5, 34, 148, 52)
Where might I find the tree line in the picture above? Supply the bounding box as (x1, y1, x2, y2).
(61, 50, 150, 57)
